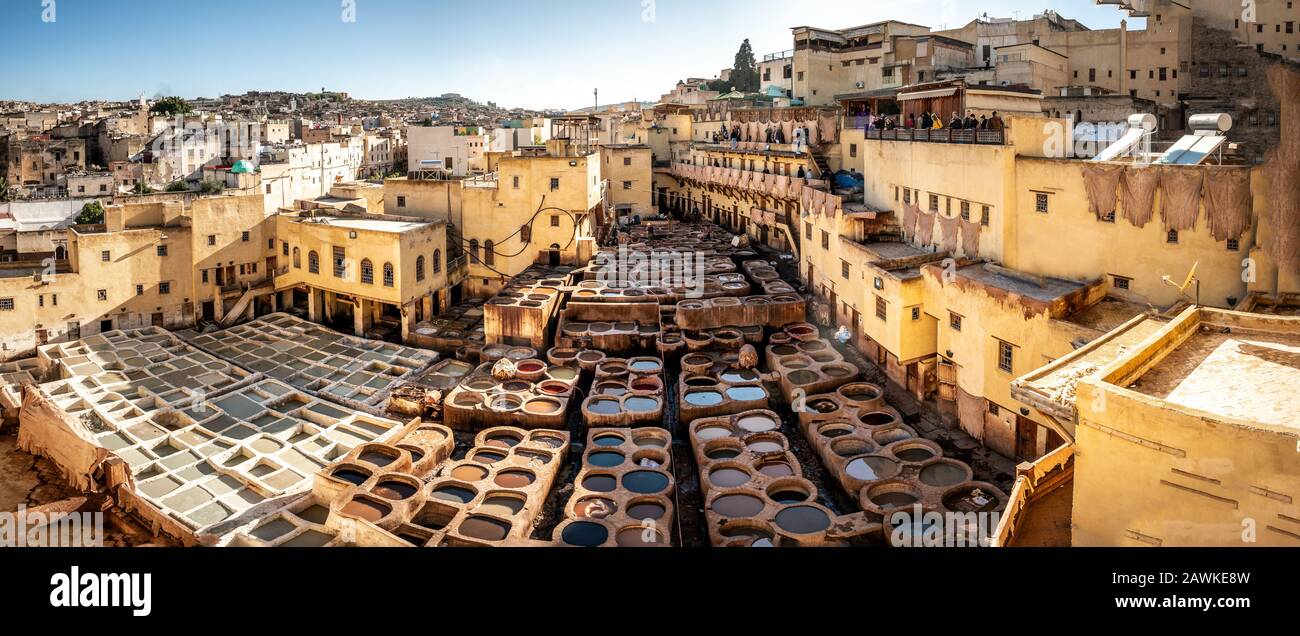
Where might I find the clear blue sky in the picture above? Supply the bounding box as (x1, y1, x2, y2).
(1, 0, 1140, 109)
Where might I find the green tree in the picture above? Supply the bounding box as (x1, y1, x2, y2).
(199, 180, 225, 194)
(132, 180, 154, 194)
(165, 180, 188, 192)
(75, 201, 105, 225)
(150, 96, 192, 117)
(731, 39, 760, 93)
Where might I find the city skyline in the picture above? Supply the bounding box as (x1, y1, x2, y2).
(1, 0, 1140, 109)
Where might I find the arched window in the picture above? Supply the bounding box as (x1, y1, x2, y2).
(520, 223, 531, 243)
(468, 239, 479, 263)
(483, 240, 495, 266)
(415, 255, 425, 281)
(55, 245, 66, 260)
(308, 250, 319, 274)
(360, 258, 374, 284)
(432, 249, 442, 274)
(292, 247, 300, 269)
(383, 262, 394, 287)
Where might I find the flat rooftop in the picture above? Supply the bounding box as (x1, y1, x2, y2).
(1065, 296, 1149, 333)
(290, 215, 430, 233)
(957, 263, 1089, 303)
(1128, 319, 1300, 430)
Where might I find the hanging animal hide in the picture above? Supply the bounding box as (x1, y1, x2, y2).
(916, 207, 937, 246)
(1159, 166, 1203, 232)
(1081, 164, 1123, 220)
(902, 201, 919, 241)
(1264, 64, 1300, 274)
(1203, 168, 1253, 242)
(938, 214, 961, 253)
(818, 112, 838, 145)
(1119, 167, 1159, 228)
(960, 217, 982, 257)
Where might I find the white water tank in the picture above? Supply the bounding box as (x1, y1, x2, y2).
(1188, 113, 1232, 133)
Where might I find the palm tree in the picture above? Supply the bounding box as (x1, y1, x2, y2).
(0, 177, 12, 202)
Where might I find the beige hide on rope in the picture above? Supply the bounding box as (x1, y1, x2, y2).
(1159, 166, 1203, 232)
(1082, 164, 1123, 220)
(1203, 168, 1253, 242)
(1120, 167, 1159, 228)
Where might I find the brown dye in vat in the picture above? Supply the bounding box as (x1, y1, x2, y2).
(494, 470, 536, 488)
(341, 497, 391, 523)
(450, 465, 489, 481)
(709, 467, 751, 488)
(919, 462, 968, 487)
(479, 496, 526, 516)
(472, 450, 507, 464)
(895, 448, 935, 462)
(373, 481, 418, 500)
(582, 474, 617, 492)
(524, 399, 561, 414)
(756, 461, 794, 477)
(616, 527, 664, 547)
(431, 485, 477, 503)
(774, 506, 831, 533)
(459, 516, 511, 541)
(712, 494, 765, 517)
(737, 414, 777, 433)
(626, 501, 667, 520)
(358, 451, 397, 467)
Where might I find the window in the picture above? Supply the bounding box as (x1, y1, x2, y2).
(981, 206, 990, 226)
(949, 312, 962, 331)
(1088, 68, 1096, 82)
(483, 240, 495, 266)
(512, 176, 520, 189)
(550, 178, 560, 191)
(159, 282, 171, 295)
(875, 296, 887, 321)
(623, 181, 632, 190)
(911, 307, 921, 321)
(623, 157, 632, 166)
(360, 259, 374, 284)
(998, 340, 1014, 373)
(989, 402, 1000, 416)
(805, 222, 812, 240)
(136, 284, 144, 295)
(1227, 238, 1240, 251)
(1129, 69, 1137, 80)
(333, 246, 346, 278)
(51, 294, 57, 306)
(97, 289, 107, 301)
(241, 231, 250, 242)
(38, 295, 44, 307)
(520, 224, 532, 243)
(100, 250, 110, 262)
(397, 196, 406, 207)
(282, 241, 289, 256)
(308, 250, 319, 273)
(432, 249, 442, 274)
(928, 194, 939, 212)
(202, 270, 209, 284)
(1166, 229, 1179, 244)
(550, 215, 560, 227)
(821, 230, 829, 250)
(903, 189, 912, 205)
(207, 235, 216, 246)
(469, 239, 480, 263)
(1159, 67, 1167, 81)
(156, 245, 167, 257)
(415, 255, 426, 281)
(266, 184, 272, 194)
(383, 262, 394, 287)
(849, 144, 857, 158)
(293, 247, 301, 269)
(960, 201, 970, 221)
(1035, 192, 1049, 213)
(0, 298, 12, 311)
(1113, 275, 1131, 290)
(841, 260, 850, 279)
